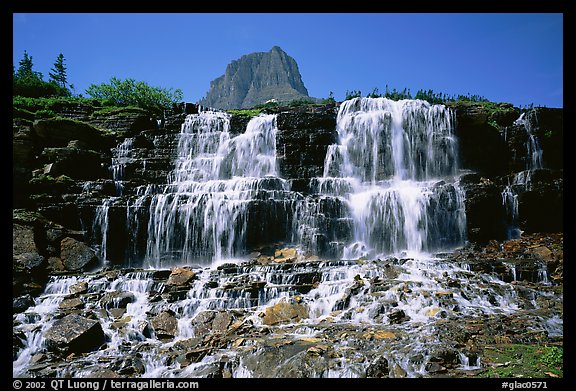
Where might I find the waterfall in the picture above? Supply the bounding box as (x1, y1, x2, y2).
(145, 111, 287, 267)
(300, 97, 466, 259)
(501, 110, 544, 239)
(515, 111, 543, 171)
(112, 137, 135, 196)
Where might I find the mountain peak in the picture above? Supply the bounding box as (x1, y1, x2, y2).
(199, 47, 310, 110)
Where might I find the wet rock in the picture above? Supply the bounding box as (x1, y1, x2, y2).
(166, 267, 196, 287)
(262, 299, 309, 326)
(387, 309, 409, 324)
(58, 297, 84, 310)
(274, 247, 299, 262)
(425, 361, 447, 374)
(13, 330, 26, 360)
(47, 257, 65, 272)
(44, 314, 105, 354)
(100, 291, 135, 309)
(69, 281, 88, 295)
(531, 246, 553, 262)
(108, 308, 126, 319)
(151, 310, 178, 340)
(13, 294, 35, 313)
(192, 310, 217, 335)
(212, 311, 233, 334)
(13, 252, 46, 271)
(13, 224, 39, 254)
(60, 237, 98, 271)
(366, 356, 389, 378)
(391, 364, 407, 378)
(503, 239, 523, 253)
(111, 356, 146, 376)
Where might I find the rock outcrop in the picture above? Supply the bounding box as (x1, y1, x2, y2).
(199, 46, 311, 109)
(11, 99, 563, 274)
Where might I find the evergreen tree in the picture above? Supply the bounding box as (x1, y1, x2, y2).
(49, 53, 68, 89)
(16, 50, 41, 80)
(14, 50, 68, 98)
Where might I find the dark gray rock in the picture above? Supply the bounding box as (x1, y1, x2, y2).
(366, 356, 389, 378)
(60, 237, 98, 271)
(13, 252, 46, 271)
(13, 294, 35, 313)
(33, 118, 108, 149)
(44, 314, 105, 354)
(151, 310, 179, 340)
(100, 291, 135, 309)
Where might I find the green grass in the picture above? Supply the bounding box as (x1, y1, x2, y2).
(227, 109, 263, 117)
(91, 106, 148, 117)
(479, 344, 563, 378)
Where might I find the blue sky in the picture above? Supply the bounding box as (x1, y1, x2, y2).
(12, 13, 563, 108)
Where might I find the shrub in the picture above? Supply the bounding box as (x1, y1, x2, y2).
(85, 77, 183, 114)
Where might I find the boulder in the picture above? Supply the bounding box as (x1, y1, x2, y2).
(33, 118, 108, 149)
(58, 297, 84, 310)
(69, 281, 88, 295)
(99, 291, 135, 309)
(531, 246, 553, 262)
(44, 314, 105, 354)
(13, 224, 39, 255)
(13, 252, 46, 272)
(40, 147, 107, 180)
(151, 310, 179, 340)
(166, 267, 196, 287)
(60, 237, 98, 271)
(262, 299, 308, 326)
(211, 311, 233, 334)
(366, 356, 389, 378)
(13, 294, 35, 313)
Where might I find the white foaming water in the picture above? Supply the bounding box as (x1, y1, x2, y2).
(112, 137, 134, 195)
(300, 97, 466, 259)
(502, 110, 545, 239)
(145, 112, 285, 267)
(514, 111, 543, 171)
(13, 276, 85, 377)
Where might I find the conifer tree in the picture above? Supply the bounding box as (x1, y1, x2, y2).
(49, 53, 68, 89)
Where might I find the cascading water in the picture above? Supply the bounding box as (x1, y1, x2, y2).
(14, 100, 561, 379)
(145, 111, 288, 267)
(299, 97, 466, 259)
(501, 109, 545, 239)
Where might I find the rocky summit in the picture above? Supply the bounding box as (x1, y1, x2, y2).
(199, 46, 311, 109)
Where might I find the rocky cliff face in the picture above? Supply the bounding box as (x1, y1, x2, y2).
(12, 100, 563, 291)
(199, 46, 311, 109)
(12, 99, 564, 379)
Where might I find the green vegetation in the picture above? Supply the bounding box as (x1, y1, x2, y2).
(345, 90, 362, 100)
(288, 98, 315, 107)
(13, 94, 101, 114)
(91, 106, 149, 117)
(346, 85, 490, 105)
(29, 174, 75, 186)
(13, 51, 71, 98)
(320, 91, 336, 106)
(85, 77, 183, 114)
(479, 344, 563, 378)
(227, 108, 263, 117)
(34, 109, 57, 119)
(14, 51, 184, 117)
(254, 100, 280, 111)
(48, 53, 70, 91)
